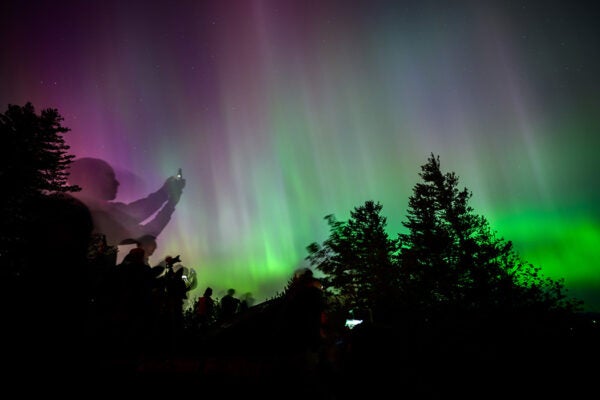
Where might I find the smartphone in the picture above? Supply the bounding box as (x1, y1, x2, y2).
(177, 168, 183, 180)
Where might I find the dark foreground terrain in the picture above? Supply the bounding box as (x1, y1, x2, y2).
(79, 303, 600, 399)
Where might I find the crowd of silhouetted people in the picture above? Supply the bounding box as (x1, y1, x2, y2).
(1, 189, 335, 386)
(1, 156, 349, 396)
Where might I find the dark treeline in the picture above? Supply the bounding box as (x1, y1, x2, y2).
(303, 155, 599, 397)
(2, 103, 598, 396)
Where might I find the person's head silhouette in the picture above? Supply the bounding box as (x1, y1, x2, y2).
(136, 234, 157, 264)
(119, 234, 157, 265)
(68, 157, 119, 201)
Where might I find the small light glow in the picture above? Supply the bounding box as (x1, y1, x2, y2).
(345, 319, 363, 329)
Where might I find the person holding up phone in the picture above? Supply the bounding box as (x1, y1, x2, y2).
(68, 157, 186, 248)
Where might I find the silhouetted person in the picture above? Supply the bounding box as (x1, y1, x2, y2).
(220, 288, 240, 323)
(239, 292, 255, 312)
(120, 234, 158, 267)
(154, 256, 187, 352)
(107, 246, 157, 369)
(68, 157, 186, 248)
(196, 286, 215, 332)
(281, 268, 326, 375)
(5, 192, 94, 377)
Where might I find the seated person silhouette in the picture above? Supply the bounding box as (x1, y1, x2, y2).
(68, 157, 185, 248)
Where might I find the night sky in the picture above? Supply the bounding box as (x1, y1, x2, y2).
(2, 0, 599, 310)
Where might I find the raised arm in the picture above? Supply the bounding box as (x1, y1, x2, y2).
(137, 175, 186, 237)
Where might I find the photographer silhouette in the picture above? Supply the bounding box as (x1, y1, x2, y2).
(68, 157, 186, 247)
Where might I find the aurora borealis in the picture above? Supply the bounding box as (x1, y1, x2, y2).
(2, 1, 599, 310)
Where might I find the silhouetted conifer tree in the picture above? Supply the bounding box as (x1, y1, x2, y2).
(397, 153, 582, 319)
(306, 200, 400, 322)
(0, 102, 77, 278)
(307, 154, 582, 329)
